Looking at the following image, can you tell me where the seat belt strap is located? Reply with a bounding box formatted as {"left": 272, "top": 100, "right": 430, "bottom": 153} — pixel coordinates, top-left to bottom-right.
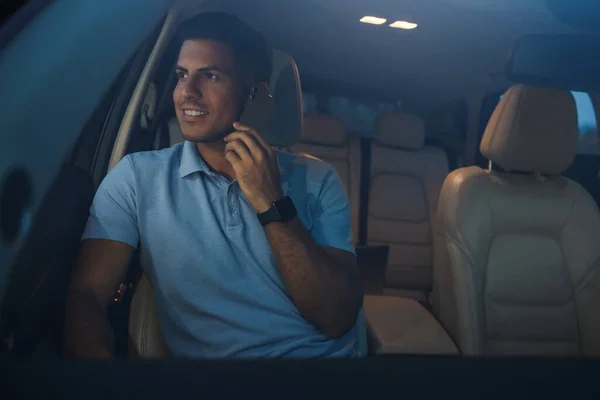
{"left": 358, "top": 138, "right": 372, "bottom": 246}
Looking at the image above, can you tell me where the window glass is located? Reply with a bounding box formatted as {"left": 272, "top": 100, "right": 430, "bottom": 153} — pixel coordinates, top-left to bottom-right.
{"left": 302, "top": 92, "right": 397, "bottom": 137}
{"left": 571, "top": 91, "right": 599, "bottom": 155}
{"left": 498, "top": 91, "right": 598, "bottom": 154}
{"left": 328, "top": 96, "right": 395, "bottom": 136}
{"left": 302, "top": 92, "right": 318, "bottom": 115}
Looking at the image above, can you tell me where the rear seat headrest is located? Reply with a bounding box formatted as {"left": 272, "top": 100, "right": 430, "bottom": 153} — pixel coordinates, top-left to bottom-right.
{"left": 480, "top": 84, "right": 578, "bottom": 175}
{"left": 301, "top": 114, "right": 347, "bottom": 146}
{"left": 376, "top": 111, "right": 425, "bottom": 150}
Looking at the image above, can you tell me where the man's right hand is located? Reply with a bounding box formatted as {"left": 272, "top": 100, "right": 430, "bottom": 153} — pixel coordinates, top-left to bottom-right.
{"left": 63, "top": 239, "right": 134, "bottom": 359}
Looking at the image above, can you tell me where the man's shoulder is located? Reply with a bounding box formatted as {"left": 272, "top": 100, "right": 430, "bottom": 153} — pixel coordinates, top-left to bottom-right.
{"left": 126, "top": 143, "right": 183, "bottom": 167}
{"left": 276, "top": 150, "right": 337, "bottom": 183}
{"left": 124, "top": 143, "right": 184, "bottom": 176}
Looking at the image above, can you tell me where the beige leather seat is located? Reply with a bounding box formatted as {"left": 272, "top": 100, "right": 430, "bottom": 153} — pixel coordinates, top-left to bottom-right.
{"left": 369, "top": 111, "right": 448, "bottom": 301}
{"left": 433, "top": 84, "right": 600, "bottom": 356}
{"left": 291, "top": 114, "right": 361, "bottom": 243}
{"left": 128, "top": 274, "right": 169, "bottom": 359}
{"left": 129, "top": 50, "right": 369, "bottom": 359}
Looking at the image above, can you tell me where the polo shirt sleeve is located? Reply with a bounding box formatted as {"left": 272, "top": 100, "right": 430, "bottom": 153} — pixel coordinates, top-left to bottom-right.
{"left": 309, "top": 167, "right": 355, "bottom": 255}
{"left": 81, "top": 155, "right": 139, "bottom": 248}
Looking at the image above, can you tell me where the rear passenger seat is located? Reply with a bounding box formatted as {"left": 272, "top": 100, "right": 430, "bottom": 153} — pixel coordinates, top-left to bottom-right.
{"left": 368, "top": 110, "right": 448, "bottom": 302}
{"left": 291, "top": 114, "right": 361, "bottom": 243}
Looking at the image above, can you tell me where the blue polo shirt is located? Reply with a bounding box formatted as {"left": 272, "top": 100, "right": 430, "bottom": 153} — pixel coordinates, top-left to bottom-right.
{"left": 82, "top": 140, "right": 357, "bottom": 358}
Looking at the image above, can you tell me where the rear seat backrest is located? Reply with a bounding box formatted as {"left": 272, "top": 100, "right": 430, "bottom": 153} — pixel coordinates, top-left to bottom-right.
{"left": 369, "top": 111, "right": 448, "bottom": 301}
{"left": 291, "top": 114, "right": 361, "bottom": 243}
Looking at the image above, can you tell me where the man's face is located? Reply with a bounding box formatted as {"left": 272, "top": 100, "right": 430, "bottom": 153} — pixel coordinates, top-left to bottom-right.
{"left": 173, "top": 39, "right": 246, "bottom": 143}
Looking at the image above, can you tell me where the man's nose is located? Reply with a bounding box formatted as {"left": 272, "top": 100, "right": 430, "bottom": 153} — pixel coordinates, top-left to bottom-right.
{"left": 181, "top": 77, "right": 203, "bottom": 98}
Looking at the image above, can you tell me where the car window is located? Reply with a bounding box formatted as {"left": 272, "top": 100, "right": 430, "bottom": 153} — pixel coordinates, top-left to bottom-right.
{"left": 498, "top": 91, "right": 598, "bottom": 155}
{"left": 571, "top": 92, "right": 599, "bottom": 154}
{"left": 0, "top": 0, "right": 169, "bottom": 333}
{"left": 0, "top": 0, "right": 27, "bottom": 25}
{"left": 303, "top": 92, "right": 397, "bottom": 137}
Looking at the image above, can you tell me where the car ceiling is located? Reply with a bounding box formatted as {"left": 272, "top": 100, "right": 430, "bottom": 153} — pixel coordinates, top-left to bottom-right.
{"left": 175, "top": 0, "right": 580, "bottom": 108}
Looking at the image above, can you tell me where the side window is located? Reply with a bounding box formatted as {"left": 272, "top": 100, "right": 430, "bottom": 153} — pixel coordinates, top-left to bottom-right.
{"left": 571, "top": 91, "right": 599, "bottom": 155}
{"left": 302, "top": 92, "right": 397, "bottom": 137}
{"left": 497, "top": 91, "right": 599, "bottom": 155}
{"left": 302, "top": 92, "right": 318, "bottom": 114}
{"left": 0, "top": 1, "right": 43, "bottom": 51}
{"left": 328, "top": 97, "right": 395, "bottom": 137}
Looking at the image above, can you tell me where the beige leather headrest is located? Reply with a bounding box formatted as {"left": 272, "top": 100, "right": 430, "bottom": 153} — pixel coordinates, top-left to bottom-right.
{"left": 480, "top": 85, "right": 578, "bottom": 175}
{"left": 376, "top": 111, "right": 425, "bottom": 150}
{"left": 301, "top": 114, "right": 347, "bottom": 146}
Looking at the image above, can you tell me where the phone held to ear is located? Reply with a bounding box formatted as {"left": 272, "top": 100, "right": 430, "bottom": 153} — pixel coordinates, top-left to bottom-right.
{"left": 238, "top": 83, "right": 274, "bottom": 143}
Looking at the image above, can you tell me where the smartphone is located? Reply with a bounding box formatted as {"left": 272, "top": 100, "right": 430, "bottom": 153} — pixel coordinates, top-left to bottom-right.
{"left": 238, "top": 83, "right": 274, "bottom": 143}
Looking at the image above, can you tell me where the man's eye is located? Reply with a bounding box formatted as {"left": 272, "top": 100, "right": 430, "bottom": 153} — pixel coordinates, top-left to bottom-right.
{"left": 176, "top": 70, "right": 186, "bottom": 80}
{"left": 206, "top": 72, "right": 219, "bottom": 81}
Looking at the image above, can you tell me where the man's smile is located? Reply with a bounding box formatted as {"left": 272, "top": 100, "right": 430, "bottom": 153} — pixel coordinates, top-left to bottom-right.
{"left": 181, "top": 108, "right": 209, "bottom": 122}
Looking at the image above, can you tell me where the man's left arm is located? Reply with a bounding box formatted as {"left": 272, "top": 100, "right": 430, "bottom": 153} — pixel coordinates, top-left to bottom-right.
{"left": 224, "top": 123, "right": 363, "bottom": 339}
{"left": 262, "top": 175, "right": 363, "bottom": 339}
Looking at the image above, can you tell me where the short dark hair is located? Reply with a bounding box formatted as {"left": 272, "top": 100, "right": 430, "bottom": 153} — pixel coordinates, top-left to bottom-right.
{"left": 176, "top": 12, "right": 272, "bottom": 84}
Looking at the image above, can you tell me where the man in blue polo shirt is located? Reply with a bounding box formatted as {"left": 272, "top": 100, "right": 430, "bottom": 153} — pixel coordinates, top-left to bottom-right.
{"left": 64, "top": 12, "right": 362, "bottom": 359}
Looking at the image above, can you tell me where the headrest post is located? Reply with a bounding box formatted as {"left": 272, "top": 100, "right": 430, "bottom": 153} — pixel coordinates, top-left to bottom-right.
{"left": 534, "top": 172, "right": 546, "bottom": 182}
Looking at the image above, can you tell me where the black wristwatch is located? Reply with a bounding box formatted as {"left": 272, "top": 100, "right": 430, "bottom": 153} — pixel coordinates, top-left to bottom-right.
{"left": 257, "top": 196, "right": 297, "bottom": 226}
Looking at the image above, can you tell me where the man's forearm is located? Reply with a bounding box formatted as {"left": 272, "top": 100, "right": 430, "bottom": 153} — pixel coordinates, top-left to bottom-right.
{"left": 264, "top": 217, "right": 362, "bottom": 339}
{"left": 63, "top": 288, "right": 113, "bottom": 359}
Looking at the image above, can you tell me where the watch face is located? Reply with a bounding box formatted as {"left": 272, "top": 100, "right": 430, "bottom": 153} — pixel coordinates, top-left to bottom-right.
{"left": 271, "top": 205, "right": 282, "bottom": 221}
{"left": 274, "top": 196, "right": 296, "bottom": 221}
{"left": 258, "top": 196, "right": 297, "bottom": 226}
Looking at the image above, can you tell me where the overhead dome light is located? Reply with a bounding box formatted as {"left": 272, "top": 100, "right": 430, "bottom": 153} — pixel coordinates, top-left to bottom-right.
{"left": 389, "top": 20, "right": 418, "bottom": 29}
{"left": 360, "top": 16, "right": 387, "bottom": 25}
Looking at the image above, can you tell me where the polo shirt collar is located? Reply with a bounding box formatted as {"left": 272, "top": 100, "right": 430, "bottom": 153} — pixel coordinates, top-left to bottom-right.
{"left": 179, "top": 140, "right": 211, "bottom": 178}
{"left": 179, "top": 140, "right": 289, "bottom": 181}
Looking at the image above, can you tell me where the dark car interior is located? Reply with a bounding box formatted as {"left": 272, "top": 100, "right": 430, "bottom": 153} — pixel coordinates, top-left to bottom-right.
{"left": 1, "top": 0, "right": 600, "bottom": 397}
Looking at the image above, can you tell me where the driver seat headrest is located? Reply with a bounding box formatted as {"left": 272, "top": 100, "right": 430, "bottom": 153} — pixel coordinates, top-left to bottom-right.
{"left": 266, "top": 49, "right": 303, "bottom": 148}
{"left": 480, "top": 84, "right": 579, "bottom": 175}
